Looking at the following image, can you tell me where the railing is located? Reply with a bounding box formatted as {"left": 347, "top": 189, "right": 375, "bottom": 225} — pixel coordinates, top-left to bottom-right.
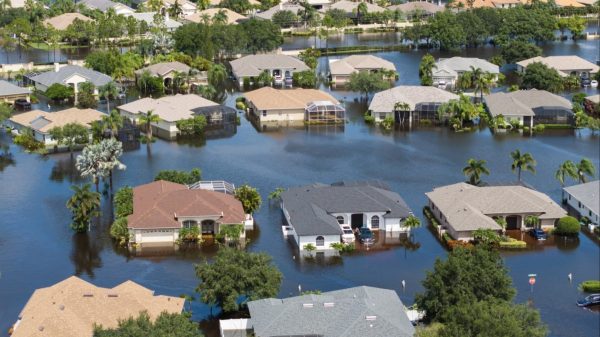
{"left": 188, "top": 180, "right": 235, "bottom": 195}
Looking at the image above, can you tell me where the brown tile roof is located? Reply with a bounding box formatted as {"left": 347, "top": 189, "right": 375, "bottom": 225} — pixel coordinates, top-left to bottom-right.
{"left": 43, "top": 13, "right": 93, "bottom": 30}
{"left": 244, "top": 87, "right": 339, "bottom": 111}
{"left": 127, "top": 180, "right": 246, "bottom": 229}
{"left": 9, "top": 108, "right": 104, "bottom": 133}
{"left": 12, "top": 276, "right": 184, "bottom": 337}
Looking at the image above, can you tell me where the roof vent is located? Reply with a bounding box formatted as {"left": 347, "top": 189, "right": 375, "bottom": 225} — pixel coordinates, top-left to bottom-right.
{"left": 38, "top": 326, "right": 44, "bottom": 331}
{"left": 302, "top": 303, "right": 314, "bottom": 308}
{"left": 366, "top": 315, "right": 377, "bottom": 321}
{"left": 107, "top": 294, "right": 118, "bottom": 298}
{"left": 324, "top": 302, "right": 335, "bottom": 307}
{"left": 83, "top": 293, "right": 94, "bottom": 297}
{"left": 58, "top": 304, "right": 65, "bottom": 311}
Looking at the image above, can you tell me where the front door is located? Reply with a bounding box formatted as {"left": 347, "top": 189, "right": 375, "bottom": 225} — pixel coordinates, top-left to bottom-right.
{"left": 506, "top": 215, "right": 519, "bottom": 230}
{"left": 201, "top": 220, "right": 215, "bottom": 234}
{"left": 351, "top": 213, "right": 364, "bottom": 230}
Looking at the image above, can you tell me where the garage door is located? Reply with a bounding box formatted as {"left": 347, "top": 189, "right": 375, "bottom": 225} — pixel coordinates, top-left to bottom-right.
{"left": 141, "top": 230, "right": 174, "bottom": 243}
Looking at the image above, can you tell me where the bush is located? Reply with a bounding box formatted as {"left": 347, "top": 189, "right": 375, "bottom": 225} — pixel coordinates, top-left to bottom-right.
{"left": 235, "top": 101, "right": 246, "bottom": 110}
{"left": 499, "top": 238, "right": 527, "bottom": 249}
{"left": 533, "top": 124, "right": 545, "bottom": 133}
{"left": 45, "top": 83, "right": 74, "bottom": 101}
{"left": 447, "top": 240, "right": 474, "bottom": 250}
{"left": 179, "top": 225, "right": 200, "bottom": 242}
{"left": 423, "top": 206, "right": 440, "bottom": 228}
{"left": 380, "top": 115, "right": 394, "bottom": 130}
{"left": 13, "top": 129, "right": 44, "bottom": 152}
{"left": 330, "top": 242, "right": 355, "bottom": 253}
{"left": 555, "top": 216, "right": 580, "bottom": 236}
{"left": 154, "top": 168, "right": 202, "bottom": 185}
{"left": 216, "top": 224, "right": 244, "bottom": 241}
{"left": 176, "top": 115, "right": 207, "bottom": 137}
{"left": 110, "top": 217, "right": 129, "bottom": 246}
{"left": 364, "top": 112, "right": 375, "bottom": 124}
{"left": 292, "top": 70, "right": 317, "bottom": 88}
{"left": 579, "top": 280, "right": 600, "bottom": 293}
{"left": 114, "top": 186, "right": 133, "bottom": 218}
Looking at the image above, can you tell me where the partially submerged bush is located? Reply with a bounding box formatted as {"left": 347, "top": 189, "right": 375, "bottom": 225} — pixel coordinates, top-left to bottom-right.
{"left": 555, "top": 216, "right": 580, "bottom": 236}
{"left": 579, "top": 280, "right": 600, "bottom": 292}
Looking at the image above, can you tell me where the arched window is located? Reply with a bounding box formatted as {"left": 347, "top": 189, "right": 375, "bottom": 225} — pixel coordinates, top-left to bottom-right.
{"left": 336, "top": 216, "right": 344, "bottom": 224}
{"left": 316, "top": 236, "right": 325, "bottom": 247}
{"left": 182, "top": 220, "right": 198, "bottom": 229}
{"left": 371, "top": 216, "right": 380, "bottom": 229}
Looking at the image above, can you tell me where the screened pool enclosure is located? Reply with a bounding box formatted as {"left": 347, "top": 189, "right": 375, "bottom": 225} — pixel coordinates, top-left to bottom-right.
{"left": 305, "top": 101, "right": 345, "bottom": 124}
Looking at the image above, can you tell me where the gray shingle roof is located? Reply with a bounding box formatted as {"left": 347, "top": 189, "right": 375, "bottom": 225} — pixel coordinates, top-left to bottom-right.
{"left": 0, "top": 80, "right": 30, "bottom": 97}
{"left": 81, "top": 0, "right": 132, "bottom": 12}
{"left": 436, "top": 57, "right": 499, "bottom": 74}
{"left": 563, "top": 180, "right": 599, "bottom": 216}
{"left": 484, "top": 89, "right": 573, "bottom": 117}
{"left": 230, "top": 54, "right": 309, "bottom": 78}
{"left": 135, "top": 62, "right": 191, "bottom": 77}
{"left": 255, "top": 3, "right": 305, "bottom": 20}
{"left": 248, "top": 286, "right": 415, "bottom": 337}
{"left": 281, "top": 181, "right": 412, "bottom": 236}
{"left": 388, "top": 2, "right": 444, "bottom": 14}
{"left": 29, "top": 65, "right": 112, "bottom": 88}
{"left": 368, "top": 86, "right": 458, "bottom": 113}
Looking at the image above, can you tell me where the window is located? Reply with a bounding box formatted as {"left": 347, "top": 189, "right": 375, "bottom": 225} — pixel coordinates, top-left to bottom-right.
{"left": 262, "top": 110, "right": 267, "bottom": 117}
{"left": 336, "top": 216, "right": 344, "bottom": 224}
{"left": 371, "top": 216, "right": 380, "bottom": 229}
{"left": 316, "top": 236, "right": 325, "bottom": 246}
{"left": 182, "top": 220, "right": 197, "bottom": 229}
{"left": 379, "top": 113, "right": 386, "bottom": 120}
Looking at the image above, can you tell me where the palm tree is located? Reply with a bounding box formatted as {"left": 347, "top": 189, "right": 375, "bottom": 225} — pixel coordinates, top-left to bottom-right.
{"left": 99, "top": 81, "right": 119, "bottom": 114}
{"left": 495, "top": 216, "right": 507, "bottom": 234}
{"left": 98, "top": 138, "right": 126, "bottom": 194}
{"left": 208, "top": 64, "right": 227, "bottom": 88}
{"left": 525, "top": 215, "right": 540, "bottom": 229}
{"left": 474, "top": 71, "right": 494, "bottom": 101}
{"left": 213, "top": 9, "right": 229, "bottom": 25}
{"left": 575, "top": 158, "right": 596, "bottom": 183}
{"left": 168, "top": 0, "right": 183, "bottom": 18}
{"left": 76, "top": 143, "right": 107, "bottom": 192}
{"left": 148, "top": 0, "right": 164, "bottom": 12}
{"left": 463, "top": 158, "right": 490, "bottom": 186}
{"left": 555, "top": 160, "right": 578, "bottom": 186}
{"left": 66, "top": 184, "right": 101, "bottom": 233}
{"left": 404, "top": 215, "right": 421, "bottom": 232}
{"left": 394, "top": 102, "right": 410, "bottom": 125}
{"left": 356, "top": 2, "right": 368, "bottom": 24}
{"left": 510, "top": 150, "right": 536, "bottom": 182}
{"left": 138, "top": 110, "right": 160, "bottom": 141}
{"left": 419, "top": 54, "right": 436, "bottom": 86}
{"left": 102, "top": 109, "right": 124, "bottom": 139}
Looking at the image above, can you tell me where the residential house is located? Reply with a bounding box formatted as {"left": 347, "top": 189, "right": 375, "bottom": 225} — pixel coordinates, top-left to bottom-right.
{"left": 516, "top": 55, "right": 599, "bottom": 79}
{"left": 387, "top": 2, "right": 443, "bottom": 18}
{"left": 134, "top": 61, "right": 193, "bottom": 88}
{"left": 209, "top": 0, "right": 260, "bottom": 13}
{"left": 141, "top": 0, "right": 198, "bottom": 17}
{"left": 563, "top": 180, "right": 599, "bottom": 226}
{"left": 432, "top": 57, "right": 500, "bottom": 89}
{"left": 255, "top": 3, "right": 305, "bottom": 21}
{"left": 324, "top": 0, "right": 385, "bottom": 18}
{"left": 124, "top": 12, "right": 183, "bottom": 31}
{"left": 127, "top": 180, "right": 253, "bottom": 245}
{"left": 451, "top": 0, "right": 585, "bottom": 8}
{"left": 7, "top": 0, "right": 26, "bottom": 8}
{"left": 220, "top": 286, "right": 415, "bottom": 337}
{"left": 117, "top": 94, "right": 227, "bottom": 139}
{"left": 584, "top": 94, "right": 599, "bottom": 117}
{"left": 484, "top": 89, "right": 574, "bottom": 127}
{"left": 27, "top": 64, "right": 112, "bottom": 97}
{"left": 329, "top": 55, "right": 396, "bottom": 85}
{"left": 80, "top": 0, "right": 135, "bottom": 14}
{"left": 42, "top": 13, "right": 93, "bottom": 31}
{"left": 280, "top": 181, "right": 412, "bottom": 251}
{"left": 11, "top": 276, "right": 184, "bottom": 337}
{"left": 368, "top": 85, "right": 458, "bottom": 125}
{"left": 185, "top": 8, "right": 247, "bottom": 24}
{"left": 7, "top": 108, "right": 104, "bottom": 145}
{"left": 244, "top": 87, "right": 345, "bottom": 126}
{"left": 426, "top": 182, "right": 567, "bottom": 241}
{"left": 229, "top": 54, "right": 310, "bottom": 88}
{"left": 0, "top": 80, "right": 30, "bottom": 104}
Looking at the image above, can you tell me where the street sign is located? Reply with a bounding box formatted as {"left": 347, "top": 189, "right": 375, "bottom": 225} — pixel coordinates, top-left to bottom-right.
{"left": 529, "top": 277, "right": 536, "bottom": 285}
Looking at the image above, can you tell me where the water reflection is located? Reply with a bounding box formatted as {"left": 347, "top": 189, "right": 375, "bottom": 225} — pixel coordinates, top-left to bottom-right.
{"left": 0, "top": 143, "right": 15, "bottom": 172}
{"left": 49, "top": 155, "right": 85, "bottom": 184}
{"left": 70, "top": 232, "right": 103, "bottom": 278}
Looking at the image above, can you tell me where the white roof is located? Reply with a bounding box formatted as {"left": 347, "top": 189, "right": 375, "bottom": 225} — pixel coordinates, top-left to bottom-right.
{"left": 326, "top": 0, "right": 385, "bottom": 13}
{"left": 255, "top": 3, "right": 305, "bottom": 20}
{"left": 230, "top": 54, "right": 309, "bottom": 78}
{"left": 329, "top": 55, "right": 396, "bottom": 76}
{"left": 563, "top": 180, "right": 599, "bottom": 216}
{"left": 117, "top": 94, "right": 218, "bottom": 122}
{"left": 436, "top": 57, "right": 499, "bottom": 74}
{"left": 484, "top": 89, "right": 572, "bottom": 117}
{"left": 426, "top": 182, "right": 567, "bottom": 232}
{"left": 368, "top": 86, "right": 458, "bottom": 112}
{"left": 517, "top": 56, "right": 600, "bottom": 76}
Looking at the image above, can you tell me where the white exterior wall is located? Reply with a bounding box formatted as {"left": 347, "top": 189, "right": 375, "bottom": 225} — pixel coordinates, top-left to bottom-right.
{"left": 373, "top": 110, "right": 393, "bottom": 123}
{"left": 118, "top": 109, "right": 179, "bottom": 139}
{"left": 131, "top": 228, "right": 179, "bottom": 244}
{"left": 297, "top": 234, "right": 341, "bottom": 251}
{"left": 564, "top": 192, "right": 599, "bottom": 225}
{"left": 253, "top": 106, "right": 305, "bottom": 123}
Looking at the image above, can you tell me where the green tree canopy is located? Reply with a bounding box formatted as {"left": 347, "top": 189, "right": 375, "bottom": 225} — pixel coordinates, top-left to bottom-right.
{"left": 419, "top": 53, "right": 436, "bottom": 86}
{"left": 347, "top": 71, "right": 391, "bottom": 99}
{"left": 93, "top": 311, "right": 203, "bottom": 337}
{"left": 522, "top": 62, "right": 563, "bottom": 93}
{"left": 234, "top": 184, "right": 262, "bottom": 214}
{"left": 48, "top": 122, "right": 89, "bottom": 155}
{"left": 66, "top": 184, "right": 101, "bottom": 233}
{"left": 272, "top": 10, "right": 298, "bottom": 28}
{"left": 195, "top": 248, "right": 282, "bottom": 313}
{"left": 415, "top": 246, "right": 515, "bottom": 322}
{"left": 499, "top": 41, "right": 541, "bottom": 64}
{"left": 154, "top": 168, "right": 202, "bottom": 185}
{"left": 77, "top": 81, "right": 97, "bottom": 109}
{"left": 45, "top": 83, "right": 74, "bottom": 101}
{"left": 239, "top": 19, "right": 283, "bottom": 54}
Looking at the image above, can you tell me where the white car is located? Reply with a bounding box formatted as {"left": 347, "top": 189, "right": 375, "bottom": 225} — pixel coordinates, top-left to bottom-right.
{"left": 591, "top": 80, "right": 598, "bottom": 88}
{"left": 340, "top": 225, "right": 355, "bottom": 243}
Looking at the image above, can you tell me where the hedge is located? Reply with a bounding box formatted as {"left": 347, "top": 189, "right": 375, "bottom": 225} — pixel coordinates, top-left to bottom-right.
{"left": 499, "top": 238, "right": 527, "bottom": 249}
{"left": 554, "top": 216, "right": 580, "bottom": 236}
{"left": 579, "top": 280, "right": 600, "bottom": 293}
{"left": 423, "top": 206, "right": 440, "bottom": 228}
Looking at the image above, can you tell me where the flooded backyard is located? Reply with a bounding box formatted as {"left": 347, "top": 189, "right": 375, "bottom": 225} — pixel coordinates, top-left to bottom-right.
{"left": 0, "top": 32, "right": 599, "bottom": 337}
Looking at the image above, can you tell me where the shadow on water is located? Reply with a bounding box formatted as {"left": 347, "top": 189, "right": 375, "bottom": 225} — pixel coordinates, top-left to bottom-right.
{"left": 70, "top": 232, "right": 103, "bottom": 278}
{"left": 49, "top": 155, "right": 86, "bottom": 184}
{"left": 0, "top": 144, "right": 15, "bottom": 172}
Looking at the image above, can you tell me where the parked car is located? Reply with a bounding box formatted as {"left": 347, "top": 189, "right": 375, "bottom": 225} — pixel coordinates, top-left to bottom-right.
{"left": 529, "top": 228, "right": 548, "bottom": 240}
{"left": 591, "top": 80, "right": 598, "bottom": 88}
{"left": 13, "top": 99, "right": 31, "bottom": 110}
{"left": 358, "top": 227, "right": 374, "bottom": 244}
{"left": 577, "top": 294, "right": 600, "bottom": 307}
{"left": 581, "top": 78, "right": 591, "bottom": 87}
{"left": 340, "top": 225, "right": 355, "bottom": 243}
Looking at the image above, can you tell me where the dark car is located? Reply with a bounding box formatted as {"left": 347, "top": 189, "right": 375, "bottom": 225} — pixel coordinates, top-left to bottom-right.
{"left": 529, "top": 228, "right": 547, "bottom": 240}
{"left": 358, "top": 227, "right": 374, "bottom": 244}
{"left": 14, "top": 99, "right": 31, "bottom": 110}
{"left": 577, "top": 294, "right": 600, "bottom": 307}
{"left": 581, "top": 78, "right": 591, "bottom": 87}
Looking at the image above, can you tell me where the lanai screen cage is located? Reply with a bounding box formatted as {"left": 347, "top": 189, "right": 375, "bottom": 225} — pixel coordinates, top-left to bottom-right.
{"left": 192, "top": 105, "right": 238, "bottom": 128}
{"left": 305, "top": 100, "right": 345, "bottom": 123}
{"left": 532, "top": 106, "right": 574, "bottom": 125}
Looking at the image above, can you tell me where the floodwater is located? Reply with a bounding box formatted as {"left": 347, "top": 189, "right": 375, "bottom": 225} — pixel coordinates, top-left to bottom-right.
{"left": 0, "top": 33, "right": 599, "bottom": 337}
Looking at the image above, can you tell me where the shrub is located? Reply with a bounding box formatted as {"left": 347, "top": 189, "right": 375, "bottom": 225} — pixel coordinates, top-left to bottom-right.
{"left": 110, "top": 217, "right": 129, "bottom": 246}
{"left": 154, "top": 168, "right": 201, "bottom": 185}
{"left": 303, "top": 243, "right": 316, "bottom": 252}
{"left": 114, "top": 186, "right": 133, "bottom": 218}
{"left": 235, "top": 101, "right": 246, "bottom": 110}
{"left": 13, "top": 129, "right": 44, "bottom": 152}
{"left": 499, "top": 238, "right": 527, "bottom": 249}
{"left": 364, "top": 112, "right": 375, "bottom": 124}
{"left": 380, "top": 115, "right": 394, "bottom": 130}
{"left": 423, "top": 206, "right": 440, "bottom": 228}
{"left": 45, "top": 83, "right": 73, "bottom": 101}
{"left": 330, "top": 242, "right": 355, "bottom": 253}
{"left": 523, "top": 126, "right": 530, "bottom": 133}
{"left": 447, "top": 240, "right": 474, "bottom": 250}
{"left": 533, "top": 124, "right": 545, "bottom": 133}
{"left": 176, "top": 115, "right": 207, "bottom": 137}
{"left": 554, "top": 216, "right": 580, "bottom": 236}
{"left": 216, "top": 224, "right": 244, "bottom": 241}
{"left": 579, "top": 280, "right": 600, "bottom": 292}
{"left": 179, "top": 225, "right": 200, "bottom": 242}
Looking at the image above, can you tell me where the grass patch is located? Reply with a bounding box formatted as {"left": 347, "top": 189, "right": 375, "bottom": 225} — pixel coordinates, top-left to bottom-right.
{"left": 499, "top": 237, "right": 527, "bottom": 249}
{"left": 579, "top": 280, "right": 600, "bottom": 292}
{"left": 28, "top": 42, "right": 80, "bottom": 50}
{"left": 537, "top": 124, "right": 573, "bottom": 129}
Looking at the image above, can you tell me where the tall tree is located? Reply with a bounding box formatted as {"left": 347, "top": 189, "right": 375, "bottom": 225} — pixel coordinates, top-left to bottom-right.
{"left": 138, "top": 110, "right": 161, "bottom": 141}
{"left": 463, "top": 158, "right": 490, "bottom": 186}
{"left": 93, "top": 311, "right": 204, "bottom": 337}
{"left": 66, "top": 184, "right": 101, "bottom": 233}
{"left": 76, "top": 142, "right": 107, "bottom": 192}
{"left": 555, "top": 160, "right": 578, "bottom": 186}
{"left": 195, "top": 248, "right": 282, "bottom": 313}
{"left": 510, "top": 149, "right": 536, "bottom": 182}
{"left": 234, "top": 184, "right": 262, "bottom": 214}
{"left": 347, "top": 71, "right": 391, "bottom": 99}
{"left": 48, "top": 123, "right": 90, "bottom": 157}
{"left": 102, "top": 109, "right": 124, "bottom": 139}
{"left": 419, "top": 53, "right": 436, "bottom": 86}
{"left": 575, "top": 158, "right": 596, "bottom": 183}
{"left": 98, "top": 138, "right": 126, "bottom": 194}
{"left": 99, "top": 82, "right": 119, "bottom": 114}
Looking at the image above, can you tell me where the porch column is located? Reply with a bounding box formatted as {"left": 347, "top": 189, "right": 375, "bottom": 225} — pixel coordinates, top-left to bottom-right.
{"left": 408, "top": 110, "right": 413, "bottom": 129}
